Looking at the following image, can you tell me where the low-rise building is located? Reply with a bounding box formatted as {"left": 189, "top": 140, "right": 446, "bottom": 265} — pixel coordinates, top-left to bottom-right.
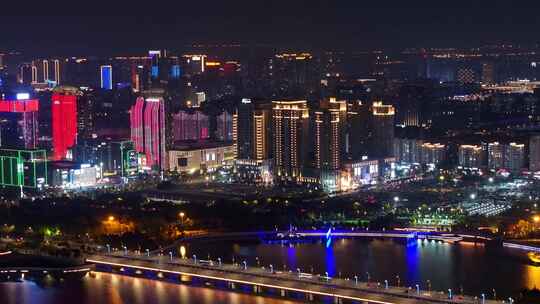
{"left": 168, "top": 141, "right": 236, "bottom": 173}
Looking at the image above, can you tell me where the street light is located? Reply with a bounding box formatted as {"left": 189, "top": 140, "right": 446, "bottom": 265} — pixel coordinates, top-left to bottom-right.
{"left": 470, "top": 193, "right": 476, "bottom": 200}
{"left": 242, "top": 260, "right": 247, "bottom": 270}
{"left": 123, "top": 246, "right": 127, "bottom": 255}
{"left": 179, "top": 212, "right": 185, "bottom": 225}
{"left": 533, "top": 215, "right": 540, "bottom": 223}
{"left": 180, "top": 246, "right": 186, "bottom": 259}
{"left": 354, "top": 275, "right": 358, "bottom": 285}
{"left": 169, "top": 251, "right": 173, "bottom": 261}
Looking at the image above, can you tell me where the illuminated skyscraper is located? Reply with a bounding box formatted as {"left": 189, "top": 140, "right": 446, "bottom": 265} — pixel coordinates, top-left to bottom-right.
{"left": 53, "top": 59, "right": 61, "bottom": 85}
{"left": 372, "top": 101, "right": 395, "bottom": 158}
{"left": 172, "top": 110, "right": 210, "bottom": 141}
{"left": 313, "top": 98, "right": 347, "bottom": 192}
{"left": 530, "top": 135, "right": 540, "bottom": 172}
{"left": 0, "top": 94, "right": 39, "bottom": 149}
{"left": 215, "top": 111, "right": 234, "bottom": 142}
{"left": 313, "top": 98, "right": 347, "bottom": 170}
{"left": 31, "top": 64, "right": 38, "bottom": 84}
{"left": 272, "top": 100, "right": 309, "bottom": 178}
{"left": 420, "top": 143, "right": 446, "bottom": 166}
{"left": 130, "top": 94, "right": 167, "bottom": 170}
{"left": 504, "top": 142, "right": 525, "bottom": 172}
{"left": 100, "top": 65, "right": 113, "bottom": 90}
{"left": 487, "top": 142, "right": 504, "bottom": 170}
{"left": 42, "top": 59, "right": 49, "bottom": 82}
{"left": 458, "top": 145, "right": 484, "bottom": 169}
{"left": 235, "top": 99, "right": 272, "bottom": 161}
{"left": 0, "top": 149, "right": 47, "bottom": 189}
{"left": 52, "top": 86, "right": 79, "bottom": 160}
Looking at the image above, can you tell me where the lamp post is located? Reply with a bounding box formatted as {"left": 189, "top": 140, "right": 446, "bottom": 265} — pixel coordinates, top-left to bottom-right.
{"left": 123, "top": 246, "right": 127, "bottom": 256}
{"left": 217, "top": 258, "right": 222, "bottom": 266}
{"left": 269, "top": 264, "right": 273, "bottom": 273}
{"left": 179, "top": 212, "right": 185, "bottom": 226}
{"left": 169, "top": 251, "right": 173, "bottom": 261}
{"left": 384, "top": 280, "right": 388, "bottom": 289}
{"left": 145, "top": 249, "right": 150, "bottom": 257}
{"left": 366, "top": 272, "right": 371, "bottom": 284}
{"left": 448, "top": 289, "right": 452, "bottom": 300}
{"left": 193, "top": 254, "right": 197, "bottom": 264}
{"left": 416, "top": 284, "right": 420, "bottom": 295}
{"left": 106, "top": 244, "right": 110, "bottom": 254}
{"left": 243, "top": 260, "right": 247, "bottom": 270}
{"left": 396, "top": 275, "right": 400, "bottom": 287}
{"left": 354, "top": 275, "right": 358, "bottom": 285}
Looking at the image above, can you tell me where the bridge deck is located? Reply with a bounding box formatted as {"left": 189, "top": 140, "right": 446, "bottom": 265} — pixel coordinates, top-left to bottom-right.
{"left": 87, "top": 254, "right": 496, "bottom": 304}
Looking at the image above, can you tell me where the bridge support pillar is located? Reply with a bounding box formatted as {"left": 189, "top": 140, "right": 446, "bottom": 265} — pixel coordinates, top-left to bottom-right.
{"left": 306, "top": 293, "right": 314, "bottom": 301}
{"left": 280, "top": 289, "right": 286, "bottom": 297}
{"left": 334, "top": 296, "right": 342, "bottom": 304}
{"left": 253, "top": 285, "right": 261, "bottom": 293}
{"left": 229, "top": 282, "right": 235, "bottom": 289}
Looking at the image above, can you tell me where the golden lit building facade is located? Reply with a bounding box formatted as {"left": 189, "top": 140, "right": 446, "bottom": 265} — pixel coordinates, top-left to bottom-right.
{"left": 272, "top": 100, "right": 310, "bottom": 179}
{"left": 372, "top": 101, "right": 395, "bottom": 158}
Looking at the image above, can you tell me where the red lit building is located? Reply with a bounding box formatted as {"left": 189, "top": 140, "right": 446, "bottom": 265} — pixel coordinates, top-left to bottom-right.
{"left": 130, "top": 96, "right": 167, "bottom": 170}
{"left": 0, "top": 97, "right": 39, "bottom": 149}
{"left": 52, "top": 87, "right": 78, "bottom": 160}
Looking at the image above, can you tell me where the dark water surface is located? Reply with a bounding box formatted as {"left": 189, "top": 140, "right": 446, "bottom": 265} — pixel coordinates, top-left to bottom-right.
{"left": 1, "top": 238, "right": 539, "bottom": 303}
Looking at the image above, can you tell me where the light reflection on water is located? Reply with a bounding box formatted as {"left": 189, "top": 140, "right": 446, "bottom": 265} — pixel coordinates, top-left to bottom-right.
{"left": 0, "top": 272, "right": 301, "bottom": 304}
{"left": 185, "top": 237, "right": 540, "bottom": 298}
{"left": 2, "top": 238, "right": 540, "bottom": 302}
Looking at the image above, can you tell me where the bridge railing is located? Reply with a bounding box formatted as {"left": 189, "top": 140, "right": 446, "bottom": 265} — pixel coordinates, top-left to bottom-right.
{"left": 89, "top": 252, "right": 499, "bottom": 304}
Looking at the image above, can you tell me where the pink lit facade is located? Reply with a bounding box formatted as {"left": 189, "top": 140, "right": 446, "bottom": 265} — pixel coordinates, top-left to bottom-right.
{"left": 172, "top": 110, "right": 209, "bottom": 141}
{"left": 130, "top": 97, "right": 167, "bottom": 170}
{"left": 0, "top": 98, "right": 39, "bottom": 149}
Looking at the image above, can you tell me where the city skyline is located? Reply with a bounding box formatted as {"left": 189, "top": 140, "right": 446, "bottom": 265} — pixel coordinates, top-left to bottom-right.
{"left": 2, "top": 6, "right": 540, "bottom": 304}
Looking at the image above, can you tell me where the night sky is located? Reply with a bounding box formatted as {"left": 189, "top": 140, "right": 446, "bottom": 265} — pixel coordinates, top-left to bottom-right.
{"left": 2, "top": 1, "right": 540, "bottom": 56}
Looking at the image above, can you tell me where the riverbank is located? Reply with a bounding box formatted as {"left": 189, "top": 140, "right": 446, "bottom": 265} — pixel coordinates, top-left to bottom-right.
{"left": 0, "top": 251, "right": 94, "bottom": 282}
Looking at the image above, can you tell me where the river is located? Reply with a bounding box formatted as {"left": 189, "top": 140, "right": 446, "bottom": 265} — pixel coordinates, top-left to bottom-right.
{"left": 1, "top": 237, "right": 539, "bottom": 303}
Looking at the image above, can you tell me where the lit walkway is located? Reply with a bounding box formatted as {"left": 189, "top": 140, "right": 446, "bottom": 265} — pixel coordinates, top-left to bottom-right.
{"left": 87, "top": 253, "right": 498, "bottom": 304}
